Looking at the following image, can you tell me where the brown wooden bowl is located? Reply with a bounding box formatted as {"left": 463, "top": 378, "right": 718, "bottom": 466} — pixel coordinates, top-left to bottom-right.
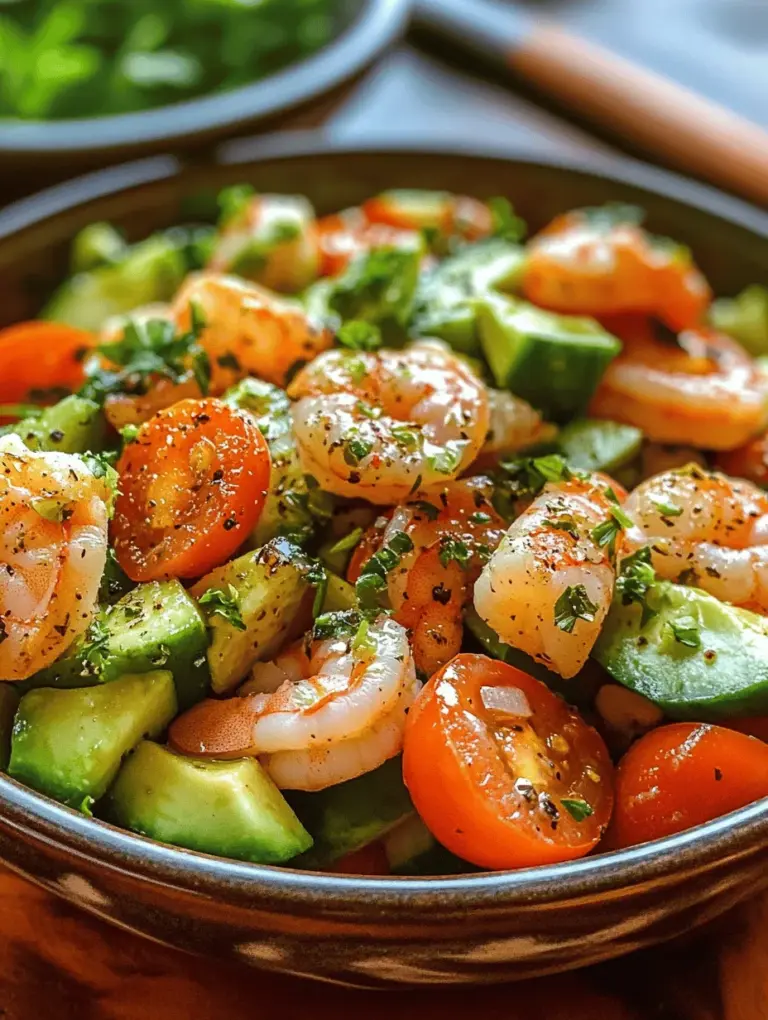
{"left": 1, "top": 138, "right": 768, "bottom": 988}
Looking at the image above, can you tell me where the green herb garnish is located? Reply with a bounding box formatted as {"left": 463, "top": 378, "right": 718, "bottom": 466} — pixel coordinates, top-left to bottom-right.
{"left": 198, "top": 585, "right": 246, "bottom": 631}
{"left": 554, "top": 584, "right": 598, "bottom": 633}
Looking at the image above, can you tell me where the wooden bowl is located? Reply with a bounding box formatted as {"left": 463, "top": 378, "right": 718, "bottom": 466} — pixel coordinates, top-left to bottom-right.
{"left": 1, "top": 138, "right": 768, "bottom": 988}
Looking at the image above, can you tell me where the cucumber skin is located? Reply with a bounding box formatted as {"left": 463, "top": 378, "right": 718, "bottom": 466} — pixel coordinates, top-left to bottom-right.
{"left": 104, "top": 741, "right": 312, "bottom": 865}
{"left": 479, "top": 297, "right": 621, "bottom": 422}
{"left": 595, "top": 581, "right": 768, "bottom": 720}
{"left": 557, "top": 418, "right": 643, "bottom": 474}
{"left": 24, "top": 580, "right": 210, "bottom": 711}
{"left": 1, "top": 397, "right": 107, "bottom": 455}
{"left": 9, "top": 672, "right": 177, "bottom": 809}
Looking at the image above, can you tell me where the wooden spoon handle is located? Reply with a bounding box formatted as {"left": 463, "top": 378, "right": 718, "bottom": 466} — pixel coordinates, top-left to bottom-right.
{"left": 511, "top": 25, "right": 768, "bottom": 208}
{"left": 414, "top": 0, "right": 768, "bottom": 208}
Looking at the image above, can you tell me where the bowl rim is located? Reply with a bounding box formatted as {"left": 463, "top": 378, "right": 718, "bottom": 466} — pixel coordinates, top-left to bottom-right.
{"left": 0, "top": 0, "right": 410, "bottom": 156}
{"left": 1, "top": 135, "right": 768, "bottom": 912}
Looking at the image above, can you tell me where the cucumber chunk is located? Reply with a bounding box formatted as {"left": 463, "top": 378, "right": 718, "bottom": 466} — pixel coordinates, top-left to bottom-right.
{"left": 104, "top": 742, "right": 312, "bottom": 864}
{"left": 289, "top": 757, "right": 414, "bottom": 867}
{"left": 557, "top": 418, "right": 643, "bottom": 474}
{"left": 192, "top": 538, "right": 312, "bottom": 694}
{"left": 28, "top": 580, "right": 209, "bottom": 710}
{"left": 384, "top": 816, "right": 476, "bottom": 876}
{"left": 222, "top": 378, "right": 317, "bottom": 543}
{"left": 0, "top": 686, "right": 19, "bottom": 771}
{"left": 594, "top": 581, "right": 768, "bottom": 720}
{"left": 43, "top": 234, "right": 187, "bottom": 331}
{"left": 1, "top": 396, "right": 107, "bottom": 454}
{"left": 9, "top": 672, "right": 177, "bottom": 809}
{"left": 478, "top": 295, "right": 621, "bottom": 421}
{"left": 410, "top": 238, "right": 525, "bottom": 353}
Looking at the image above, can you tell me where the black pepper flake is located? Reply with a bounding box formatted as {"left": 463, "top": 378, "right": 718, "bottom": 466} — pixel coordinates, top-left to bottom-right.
{"left": 714, "top": 767, "right": 723, "bottom": 781}
{"left": 49, "top": 430, "right": 65, "bottom": 444}
{"left": 223, "top": 517, "right": 237, "bottom": 531}
{"left": 432, "top": 583, "right": 451, "bottom": 605}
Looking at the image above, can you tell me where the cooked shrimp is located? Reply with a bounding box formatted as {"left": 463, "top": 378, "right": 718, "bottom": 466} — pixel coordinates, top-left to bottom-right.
{"left": 348, "top": 476, "right": 507, "bottom": 677}
{"left": 169, "top": 616, "right": 418, "bottom": 791}
{"left": 481, "top": 389, "right": 557, "bottom": 459}
{"left": 717, "top": 431, "right": 768, "bottom": 489}
{"left": 589, "top": 316, "right": 768, "bottom": 450}
{"left": 172, "top": 272, "right": 333, "bottom": 393}
{"left": 208, "top": 194, "right": 319, "bottom": 293}
{"left": 522, "top": 208, "right": 711, "bottom": 330}
{"left": 0, "top": 435, "right": 110, "bottom": 681}
{"left": 623, "top": 465, "right": 768, "bottom": 610}
{"left": 474, "top": 475, "right": 619, "bottom": 678}
{"left": 288, "top": 343, "right": 490, "bottom": 504}
{"left": 315, "top": 207, "right": 421, "bottom": 278}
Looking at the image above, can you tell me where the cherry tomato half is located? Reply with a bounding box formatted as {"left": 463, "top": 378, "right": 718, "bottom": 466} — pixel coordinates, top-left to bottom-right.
{"left": 608, "top": 722, "right": 768, "bottom": 850}
{"left": 717, "top": 432, "right": 768, "bottom": 489}
{"left": 0, "top": 321, "right": 94, "bottom": 415}
{"left": 112, "top": 398, "right": 270, "bottom": 581}
{"left": 403, "top": 654, "right": 614, "bottom": 870}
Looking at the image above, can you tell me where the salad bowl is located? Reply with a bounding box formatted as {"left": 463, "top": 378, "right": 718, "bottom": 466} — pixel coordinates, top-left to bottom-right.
{"left": 0, "top": 138, "right": 768, "bottom": 987}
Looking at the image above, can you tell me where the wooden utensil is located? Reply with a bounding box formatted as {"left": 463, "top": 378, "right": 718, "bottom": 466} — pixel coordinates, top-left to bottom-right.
{"left": 414, "top": 0, "right": 768, "bottom": 208}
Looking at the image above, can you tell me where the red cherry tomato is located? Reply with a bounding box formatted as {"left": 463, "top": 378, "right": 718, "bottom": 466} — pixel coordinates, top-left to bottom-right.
{"left": 112, "top": 398, "right": 270, "bottom": 581}
{"left": 403, "top": 654, "right": 614, "bottom": 870}
{"left": 608, "top": 722, "right": 768, "bottom": 850}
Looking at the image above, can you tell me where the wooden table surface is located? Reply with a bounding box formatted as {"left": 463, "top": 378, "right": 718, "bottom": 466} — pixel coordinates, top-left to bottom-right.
{"left": 2, "top": 29, "right": 768, "bottom": 1020}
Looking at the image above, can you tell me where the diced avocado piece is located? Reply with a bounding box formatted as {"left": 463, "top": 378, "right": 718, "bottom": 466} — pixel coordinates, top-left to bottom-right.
{"left": 9, "top": 672, "right": 177, "bottom": 809}
{"left": 557, "top": 418, "right": 643, "bottom": 474}
{"left": 410, "top": 238, "right": 526, "bottom": 353}
{"left": 43, "top": 234, "right": 187, "bottom": 331}
{"left": 28, "top": 580, "right": 209, "bottom": 710}
{"left": 192, "top": 538, "right": 312, "bottom": 694}
{"left": 594, "top": 581, "right": 768, "bottom": 720}
{"left": 70, "top": 222, "right": 127, "bottom": 273}
{"left": 1, "top": 396, "right": 107, "bottom": 454}
{"left": 0, "top": 686, "right": 19, "bottom": 771}
{"left": 478, "top": 295, "right": 621, "bottom": 421}
{"left": 104, "top": 741, "right": 312, "bottom": 864}
{"left": 710, "top": 284, "right": 768, "bottom": 357}
{"left": 289, "top": 756, "right": 414, "bottom": 867}
{"left": 384, "top": 816, "right": 476, "bottom": 876}
{"left": 222, "top": 378, "right": 321, "bottom": 543}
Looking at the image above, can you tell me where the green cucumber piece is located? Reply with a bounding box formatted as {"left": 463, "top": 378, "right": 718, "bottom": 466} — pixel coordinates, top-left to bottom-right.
{"left": 104, "top": 742, "right": 312, "bottom": 864}
{"left": 9, "top": 672, "right": 177, "bottom": 809}
{"left": 0, "top": 686, "right": 19, "bottom": 771}
{"left": 222, "top": 378, "right": 316, "bottom": 543}
{"left": 70, "top": 222, "right": 127, "bottom": 273}
{"left": 478, "top": 295, "right": 621, "bottom": 421}
{"left": 320, "top": 573, "right": 357, "bottom": 613}
{"left": 289, "top": 757, "right": 414, "bottom": 867}
{"left": 2, "top": 396, "right": 107, "bottom": 454}
{"left": 384, "top": 816, "right": 476, "bottom": 876}
{"left": 557, "top": 418, "right": 643, "bottom": 474}
{"left": 594, "top": 581, "right": 768, "bottom": 720}
{"left": 410, "top": 238, "right": 525, "bottom": 353}
{"left": 43, "top": 233, "right": 187, "bottom": 331}
{"left": 192, "top": 538, "right": 311, "bottom": 694}
{"left": 28, "top": 580, "right": 209, "bottom": 710}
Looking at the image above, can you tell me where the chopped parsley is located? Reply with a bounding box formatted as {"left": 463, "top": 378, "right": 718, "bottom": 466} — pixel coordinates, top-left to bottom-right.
{"left": 198, "top": 585, "right": 246, "bottom": 631}
{"left": 554, "top": 584, "right": 598, "bottom": 633}
{"left": 488, "top": 196, "right": 527, "bottom": 242}
{"left": 561, "top": 798, "right": 594, "bottom": 822}
{"left": 80, "top": 311, "right": 210, "bottom": 404}
{"left": 80, "top": 616, "right": 111, "bottom": 675}
{"left": 591, "top": 504, "right": 633, "bottom": 560}
{"left": 669, "top": 615, "right": 701, "bottom": 649}
{"left": 428, "top": 440, "right": 465, "bottom": 476}
{"left": 355, "top": 529, "right": 414, "bottom": 611}
{"left": 337, "top": 320, "right": 382, "bottom": 352}
{"left": 469, "top": 511, "right": 492, "bottom": 526}
{"left": 327, "top": 527, "right": 364, "bottom": 557}
{"left": 343, "top": 432, "right": 374, "bottom": 467}
{"left": 391, "top": 424, "right": 420, "bottom": 450}
{"left": 313, "top": 609, "right": 360, "bottom": 641}
{"left": 439, "top": 535, "right": 471, "bottom": 570}
{"left": 306, "top": 560, "right": 329, "bottom": 619}
{"left": 543, "top": 515, "right": 579, "bottom": 538}
{"left": 654, "top": 500, "right": 683, "bottom": 518}
{"left": 616, "top": 546, "right": 657, "bottom": 627}
{"left": 410, "top": 500, "right": 439, "bottom": 521}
